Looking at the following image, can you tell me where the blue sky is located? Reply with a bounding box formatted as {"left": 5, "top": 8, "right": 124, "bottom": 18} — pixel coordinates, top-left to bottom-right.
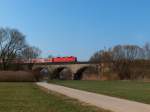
{"left": 0, "top": 0, "right": 150, "bottom": 60}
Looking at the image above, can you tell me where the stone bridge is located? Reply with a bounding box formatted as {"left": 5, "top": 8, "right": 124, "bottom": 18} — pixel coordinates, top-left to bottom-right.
{"left": 32, "top": 62, "right": 102, "bottom": 80}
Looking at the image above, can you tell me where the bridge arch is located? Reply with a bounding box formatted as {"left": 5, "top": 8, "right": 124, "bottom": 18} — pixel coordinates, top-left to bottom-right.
{"left": 32, "top": 67, "right": 49, "bottom": 81}
{"left": 74, "top": 66, "right": 99, "bottom": 80}
{"left": 52, "top": 67, "right": 73, "bottom": 80}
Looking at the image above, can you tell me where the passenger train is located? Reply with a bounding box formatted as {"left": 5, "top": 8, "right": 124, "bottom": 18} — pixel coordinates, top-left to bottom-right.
{"left": 9, "top": 56, "right": 77, "bottom": 63}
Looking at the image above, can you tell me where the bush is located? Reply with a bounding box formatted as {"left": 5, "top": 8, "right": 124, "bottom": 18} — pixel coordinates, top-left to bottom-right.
{"left": 0, "top": 71, "right": 36, "bottom": 82}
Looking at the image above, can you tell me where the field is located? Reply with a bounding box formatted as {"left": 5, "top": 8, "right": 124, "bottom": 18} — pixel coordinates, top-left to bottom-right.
{"left": 50, "top": 80, "right": 150, "bottom": 104}
{"left": 0, "top": 83, "right": 110, "bottom": 112}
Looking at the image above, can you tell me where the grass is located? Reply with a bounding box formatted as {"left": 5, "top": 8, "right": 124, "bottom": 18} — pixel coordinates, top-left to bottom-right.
{"left": 0, "top": 83, "right": 110, "bottom": 112}
{"left": 50, "top": 80, "right": 150, "bottom": 104}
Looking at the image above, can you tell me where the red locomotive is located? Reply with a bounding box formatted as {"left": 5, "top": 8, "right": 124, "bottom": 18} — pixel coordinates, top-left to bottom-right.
{"left": 52, "top": 56, "right": 77, "bottom": 63}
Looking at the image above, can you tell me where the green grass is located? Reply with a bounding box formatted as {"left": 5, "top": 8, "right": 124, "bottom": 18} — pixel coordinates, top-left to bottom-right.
{"left": 50, "top": 80, "right": 150, "bottom": 104}
{"left": 0, "top": 83, "right": 110, "bottom": 112}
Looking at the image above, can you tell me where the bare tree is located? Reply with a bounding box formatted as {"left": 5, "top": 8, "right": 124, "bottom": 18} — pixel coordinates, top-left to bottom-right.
{"left": 90, "top": 44, "right": 145, "bottom": 80}
{"left": 143, "top": 43, "right": 150, "bottom": 60}
{"left": 0, "top": 28, "right": 26, "bottom": 70}
{"left": 90, "top": 50, "right": 103, "bottom": 62}
{"left": 21, "top": 46, "right": 41, "bottom": 61}
{"left": 90, "top": 49, "right": 112, "bottom": 62}
{"left": 111, "top": 45, "right": 143, "bottom": 79}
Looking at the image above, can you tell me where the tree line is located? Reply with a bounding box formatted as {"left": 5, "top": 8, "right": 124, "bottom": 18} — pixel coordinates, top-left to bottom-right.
{"left": 90, "top": 44, "right": 150, "bottom": 80}
{"left": 0, "top": 28, "right": 41, "bottom": 70}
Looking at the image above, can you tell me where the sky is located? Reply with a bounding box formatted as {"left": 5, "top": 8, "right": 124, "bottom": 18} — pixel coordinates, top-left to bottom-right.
{"left": 0, "top": 0, "right": 150, "bottom": 61}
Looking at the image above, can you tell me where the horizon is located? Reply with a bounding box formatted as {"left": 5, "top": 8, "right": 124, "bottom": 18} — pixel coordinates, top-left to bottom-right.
{"left": 0, "top": 0, "right": 150, "bottom": 61}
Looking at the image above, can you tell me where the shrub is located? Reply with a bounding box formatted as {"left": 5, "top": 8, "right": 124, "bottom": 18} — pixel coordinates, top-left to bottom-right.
{"left": 0, "top": 71, "right": 36, "bottom": 82}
